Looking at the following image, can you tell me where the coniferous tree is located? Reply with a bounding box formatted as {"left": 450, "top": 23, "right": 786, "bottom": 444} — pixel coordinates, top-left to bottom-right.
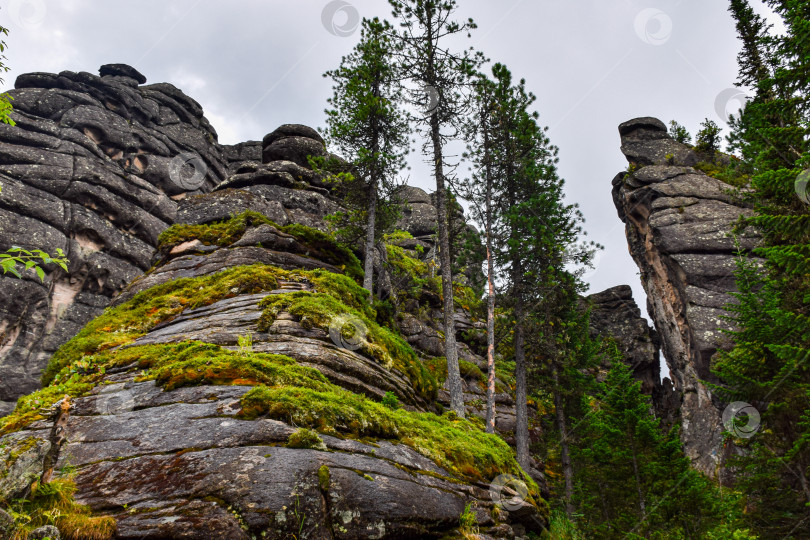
{"left": 460, "top": 69, "right": 502, "bottom": 433}
{"left": 573, "top": 360, "right": 754, "bottom": 539}
{"left": 711, "top": 0, "right": 810, "bottom": 536}
{"left": 485, "top": 64, "right": 592, "bottom": 469}
{"left": 322, "top": 17, "right": 411, "bottom": 301}
{"left": 386, "top": 0, "right": 485, "bottom": 416}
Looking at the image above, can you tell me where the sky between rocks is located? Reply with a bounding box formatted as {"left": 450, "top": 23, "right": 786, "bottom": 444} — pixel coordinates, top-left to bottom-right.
{"left": 0, "top": 0, "right": 782, "bottom": 379}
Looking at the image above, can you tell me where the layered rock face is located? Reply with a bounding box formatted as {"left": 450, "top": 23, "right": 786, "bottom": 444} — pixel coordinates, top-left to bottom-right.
{"left": 586, "top": 285, "right": 660, "bottom": 394}
{"left": 0, "top": 64, "right": 227, "bottom": 416}
{"left": 0, "top": 178, "right": 545, "bottom": 539}
{"left": 612, "top": 117, "right": 761, "bottom": 476}
{"left": 0, "top": 62, "right": 382, "bottom": 416}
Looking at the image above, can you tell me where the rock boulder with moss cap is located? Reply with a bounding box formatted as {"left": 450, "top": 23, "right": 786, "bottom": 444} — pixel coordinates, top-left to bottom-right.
{"left": 0, "top": 170, "right": 548, "bottom": 537}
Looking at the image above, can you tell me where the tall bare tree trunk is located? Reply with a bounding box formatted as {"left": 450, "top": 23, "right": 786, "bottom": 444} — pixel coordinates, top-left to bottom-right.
{"left": 485, "top": 238, "right": 496, "bottom": 433}
{"left": 630, "top": 434, "right": 646, "bottom": 520}
{"left": 431, "top": 112, "right": 464, "bottom": 417}
{"left": 552, "top": 365, "right": 574, "bottom": 516}
{"left": 363, "top": 179, "right": 377, "bottom": 303}
{"left": 482, "top": 115, "right": 497, "bottom": 433}
{"left": 514, "top": 293, "right": 529, "bottom": 469}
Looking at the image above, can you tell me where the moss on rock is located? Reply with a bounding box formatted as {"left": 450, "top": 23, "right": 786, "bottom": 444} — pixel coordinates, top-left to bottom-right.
{"left": 158, "top": 211, "right": 363, "bottom": 282}
{"left": 41, "top": 264, "right": 286, "bottom": 386}
{"left": 238, "top": 384, "right": 540, "bottom": 500}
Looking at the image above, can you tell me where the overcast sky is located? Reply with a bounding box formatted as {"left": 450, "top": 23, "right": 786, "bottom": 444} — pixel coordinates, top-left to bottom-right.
{"left": 0, "top": 0, "right": 779, "bottom": 377}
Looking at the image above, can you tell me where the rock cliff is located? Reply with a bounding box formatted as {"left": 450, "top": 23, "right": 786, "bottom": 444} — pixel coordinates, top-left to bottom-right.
{"left": 586, "top": 285, "right": 660, "bottom": 395}
{"left": 611, "top": 117, "right": 761, "bottom": 476}
{"left": 0, "top": 64, "right": 227, "bottom": 416}
{"left": 0, "top": 64, "right": 443, "bottom": 418}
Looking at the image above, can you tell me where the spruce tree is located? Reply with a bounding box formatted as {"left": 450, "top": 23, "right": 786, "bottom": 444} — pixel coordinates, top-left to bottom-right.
{"left": 322, "top": 17, "right": 411, "bottom": 302}
{"left": 386, "top": 0, "right": 484, "bottom": 416}
{"left": 710, "top": 0, "right": 810, "bottom": 535}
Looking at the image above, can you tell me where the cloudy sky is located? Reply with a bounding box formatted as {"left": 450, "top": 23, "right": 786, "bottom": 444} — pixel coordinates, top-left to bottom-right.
{"left": 0, "top": 0, "right": 778, "bottom": 376}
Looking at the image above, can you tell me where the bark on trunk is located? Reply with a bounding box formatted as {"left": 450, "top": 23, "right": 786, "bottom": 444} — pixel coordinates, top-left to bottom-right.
{"left": 514, "top": 294, "right": 529, "bottom": 469}
{"left": 553, "top": 365, "right": 574, "bottom": 516}
{"left": 483, "top": 114, "right": 496, "bottom": 434}
{"left": 485, "top": 239, "right": 496, "bottom": 433}
{"left": 363, "top": 180, "right": 377, "bottom": 303}
{"left": 630, "top": 434, "right": 647, "bottom": 519}
{"left": 431, "top": 111, "right": 464, "bottom": 417}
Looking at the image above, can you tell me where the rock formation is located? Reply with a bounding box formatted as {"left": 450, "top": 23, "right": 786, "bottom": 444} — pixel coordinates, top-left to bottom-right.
{"left": 0, "top": 63, "right": 437, "bottom": 417}
{"left": 586, "top": 285, "right": 660, "bottom": 394}
{"left": 0, "top": 64, "right": 226, "bottom": 416}
{"left": 612, "top": 117, "right": 761, "bottom": 476}
{"left": 0, "top": 151, "right": 546, "bottom": 539}
{"left": 0, "top": 64, "right": 550, "bottom": 538}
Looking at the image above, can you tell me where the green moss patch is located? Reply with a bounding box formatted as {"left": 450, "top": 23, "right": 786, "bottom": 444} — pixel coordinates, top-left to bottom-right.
{"left": 257, "top": 290, "right": 437, "bottom": 400}
{"left": 41, "top": 264, "right": 286, "bottom": 386}
{"left": 139, "top": 342, "right": 331, "bottom": 391}
{"left": 694, "top": 160, "right": 750, "bottom": 188}
{"left": 158, "top": 211, "right": 363, "bottom": 282}
{"left": 286, "top": 428, "right": 326, "bottom": 450}
{"left": 238, "top": 384, "right": 539, "bottom": 496}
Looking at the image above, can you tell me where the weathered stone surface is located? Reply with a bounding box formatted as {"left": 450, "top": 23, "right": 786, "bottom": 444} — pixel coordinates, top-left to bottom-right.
{"left": 27, "top": 525, "right": 60, "bottom": 540}
{"left": 587, "top": 285, "right": 661, "bottom": 394}
{"left": 0, "top": 64, "right": 544, "bottom": 538}
{"left": 0, "top": 65, "right": 229, "bottom": 412}
{"left": 99, "top": 63, "right": 147, "bottom": 84}
{"left": 619, "top": 116, "right": 698, "bottom": 167}
{"left": 612, "top": 117, "right": 762, "bottom": 477}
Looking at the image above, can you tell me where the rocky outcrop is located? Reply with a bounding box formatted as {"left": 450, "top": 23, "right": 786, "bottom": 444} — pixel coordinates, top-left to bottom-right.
{"left": 587, "top": 285, "right": 660, "bottom": 394}
{"left": 0, "top": 171, "right": 546, "bottom": 538}
{"left": 0, "top": 61, "right": 440, "bottom": 416}
{"left": 0, "top": 64, "right": 229, "bottom": 416}
{"left": 612, "top": 117, "right": 761, "bottom": 476}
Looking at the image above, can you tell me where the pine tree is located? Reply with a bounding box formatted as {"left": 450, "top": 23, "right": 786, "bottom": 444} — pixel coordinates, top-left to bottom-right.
{"left": 386, "top": 0, "right": 485, "bottom": 416}
{"left": 322, "top": 17, "right": 411, "bottom": 302}
{"left": 710, "top": 0, "right": 810, "bottom": 535}
{"left": 481, "top": 63, "right": 592, "bottom": 470}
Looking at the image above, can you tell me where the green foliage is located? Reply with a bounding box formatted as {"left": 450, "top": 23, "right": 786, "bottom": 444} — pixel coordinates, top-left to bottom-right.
{"left": 0, "top": 479, "right": 116, "bottom": 539}
{"left": 572, "top": 362, "right": 750, "bottom": 538}
{"left": 694, "top": 159, "right": 750, "bottom": 188}
{"left": 0, "top": 23, "right": 15, "bottom": 127}
{"left": 695, "top": 118, "right": 722, "bottom": 153}
{"left": 0, "top": 245, "right": 68, "bottom": 282}
{"left": 668, "top": 120, "right": 692, "bottom": 145}
{"left": 713, "top": 1, "right": 810, "bottom": 535}
{"left": 541, "top": 510, "right": 586, "bottom": 540}
{"left": 458, "top": 503, "right": 478, "bottom": 537}
{"left": 286, "top": 428, "right": 326, "bottom": 450}
{"left": 321, "top": 17, "right": 410, "bottom": 274}
{"left": 381, "top": 391, "right": 400, "bottom": 410}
